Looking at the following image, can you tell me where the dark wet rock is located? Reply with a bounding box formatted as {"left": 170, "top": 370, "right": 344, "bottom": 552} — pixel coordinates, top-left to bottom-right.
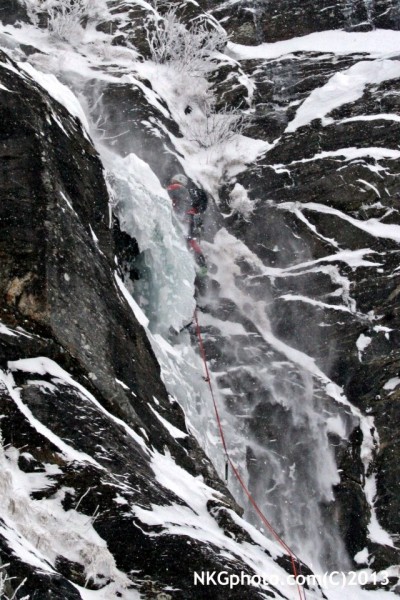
{"left": 201, "top": 0, "right": 399, "bottom": 44}
{"left": 333, "top": 427, "right": 371, "bottom": 558}
{"left": 112, "top": 4, "right": 151, "bottom": 57}
{"left": 334, "top": 478, "right": 371, "bottom": 557}
{"left": 254, "top": 0, "right": 369, "bottom": 42}
{"left": 200, "top": 0, "right": 259, "bottom": 45}
{"left": 113, "top": 216, "right": 141, "bottom": 282}
{"left": 374, "top": 392, "right": 400, "bottom": 533}
{"left": 368, "top": 541, "right": 400, "bottom": 573}
{"left": 0, "top": 0, "right": 30, "bottom": 26}
{"left": 374, "top": 0, "right": 400, "bottom": 28}
{"left": 209, "top": 63, "right": 251, "bottom": 110}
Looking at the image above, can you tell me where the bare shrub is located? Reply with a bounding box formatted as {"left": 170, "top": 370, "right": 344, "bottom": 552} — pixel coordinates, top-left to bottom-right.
{"left": 146, "top": 6, "right": 227, "bottom": 76}
{"left": 182, "top": 94, "right": 248, "bottom": 148}
{"left": 145, "top": 3, "right": 245, "bottom": 147}
{"left": 39, "top": 0, "right": 103, "bottom": 41}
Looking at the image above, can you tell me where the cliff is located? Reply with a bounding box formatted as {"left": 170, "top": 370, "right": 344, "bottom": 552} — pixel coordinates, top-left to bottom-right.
{"left": 0, "top": 0, "right": 399, "bottom": 598}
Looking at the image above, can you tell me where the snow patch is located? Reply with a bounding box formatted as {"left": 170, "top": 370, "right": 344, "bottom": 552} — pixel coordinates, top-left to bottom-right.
{"left": 19, "top": 61, "right": 90, "bottom": 134}
{"left": 0, "top": 430, "right": 134, "bottom": 595}
{"left": 273, "top": 146, "right": 400, "bottom": 166}
{"left": 228, "top": 183, "right": 256, "bottom": 219}
{"left": 356, "top": 334, "right": 372, "bottom": 361}
{"left": 364, "top": 475, "right": 394, "bottom": 547}
{"left": 0, "top": 368, "right": 100, "bottom": 467}
{"left": 115, "top": 274, "right": 150, "bottom": 329}
{"left": 228, "top": 29, "right": 400, "bottom": 60}
{"left": 279, "top": 201, "right": 400, "bottom": 244}
{"left": 287, "top": 59, "right": 400, "bottom": 132}
{"left": 354, "top": 547, "right": 369, "bottom": 565}
{"left": 149, "top": 405, "right": 188, "bottom": 439}
{"left": 280, "top": 294, "right": 354, "bottom": 314}
{"left": 0, "top": 323, "right": 17, "bottom": 337}
{"left": 7, "top": 357, "right": 148, "bottom": 451}
{"left": 131, "top": 448, "right": 316, "bottom": 599}
{"left": 383, "top": 377, "right": 400, "bottom": 392}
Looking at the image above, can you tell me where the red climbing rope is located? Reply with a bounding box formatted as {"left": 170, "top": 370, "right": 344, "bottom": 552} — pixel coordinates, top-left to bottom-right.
{"left": 193, "top": 308, "right": 307, "bottom": 600}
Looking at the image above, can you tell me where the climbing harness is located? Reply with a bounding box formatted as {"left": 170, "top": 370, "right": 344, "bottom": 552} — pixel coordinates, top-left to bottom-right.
{"left": 193, "top": 308, "right": 307, "bottom": 600}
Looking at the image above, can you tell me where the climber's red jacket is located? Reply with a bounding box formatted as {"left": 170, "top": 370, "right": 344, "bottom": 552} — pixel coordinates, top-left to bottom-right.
{"left": 167, "top": 183, "right": 205, "bottom": 265}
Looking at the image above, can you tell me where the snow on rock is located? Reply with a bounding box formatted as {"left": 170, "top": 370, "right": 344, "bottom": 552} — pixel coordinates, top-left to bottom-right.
{"left": 0, "top": 323, "right": 17, "bottom": 337}
{"left": 279, "top": 293, "right": 354, "bottom": 313}
{"left": 133, "top": 60, "right": 270, "bottom": 196}
{"left": 273, "top": 147, "right": 400, "bottom": 166}
{"left": 228, "top": 29, "right": 400, "bottom": 60}
{"left": 278, "top": 201, "right": 400, "bottom": 243}
{"left": 286, "top": 60, "right": 400, "bottom": 132}
{"left": 356, "top": 334, "right": 373, "bottom": 361}
{"left": 0, "top": 369, "right": 100, "bottom": 467}
{"left": 228, "top": 183, "right": 256, "bottom": 219}
{"left": 132, "top": 448, "right": 311, "bottom": 600}
{"left": 18, "top": 61, "right": 91, "bottom": 134}
{"left": 383, "top": 377, "right": 400, "bottom": 392}
{"left": 8, "top": 357, "right": 149, "bottom": 450}
{"left": 115, "top": 274, "right": 149, "bottom": 329}
{"left": 149, "top": 405, "right": 188, "bottom": 439}
{"left": 364, "top": 475, "right": 394, "bottom": 547}
{"left": 0, "top": 377, "right": 136, "bottom": 598}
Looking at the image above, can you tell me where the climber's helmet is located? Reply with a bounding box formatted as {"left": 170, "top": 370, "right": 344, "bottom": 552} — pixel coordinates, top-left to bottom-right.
{"left": 171, "top": 173, "right": 189, "bottom": 187}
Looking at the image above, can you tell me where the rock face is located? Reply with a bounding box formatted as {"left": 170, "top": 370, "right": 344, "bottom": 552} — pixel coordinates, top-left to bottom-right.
{"left": 197, "top": 20, "right": 393, "bottom": 586}
{"left": 1, "top": 0, "right": 400, "bottom": 596}
{"left": 0, "top": 0, "right": 29, "bottom": 26}
{"left": 0, "top": 52, "right": 305, "bottom": 599}
{"left": 201, "top": 0, "right": 400, "bottom": 44}
{"left": 226, "top": 55, "right": 400, "bottom": 565}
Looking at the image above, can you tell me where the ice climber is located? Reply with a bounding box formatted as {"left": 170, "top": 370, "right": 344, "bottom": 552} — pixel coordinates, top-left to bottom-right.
{"left": 167, "top": 173, "right": 208, "bottom": 278}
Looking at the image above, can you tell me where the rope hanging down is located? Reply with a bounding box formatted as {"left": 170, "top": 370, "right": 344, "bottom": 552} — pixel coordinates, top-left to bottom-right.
{"left": 193, "top": 308, "right": 307, "bottom": 600}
